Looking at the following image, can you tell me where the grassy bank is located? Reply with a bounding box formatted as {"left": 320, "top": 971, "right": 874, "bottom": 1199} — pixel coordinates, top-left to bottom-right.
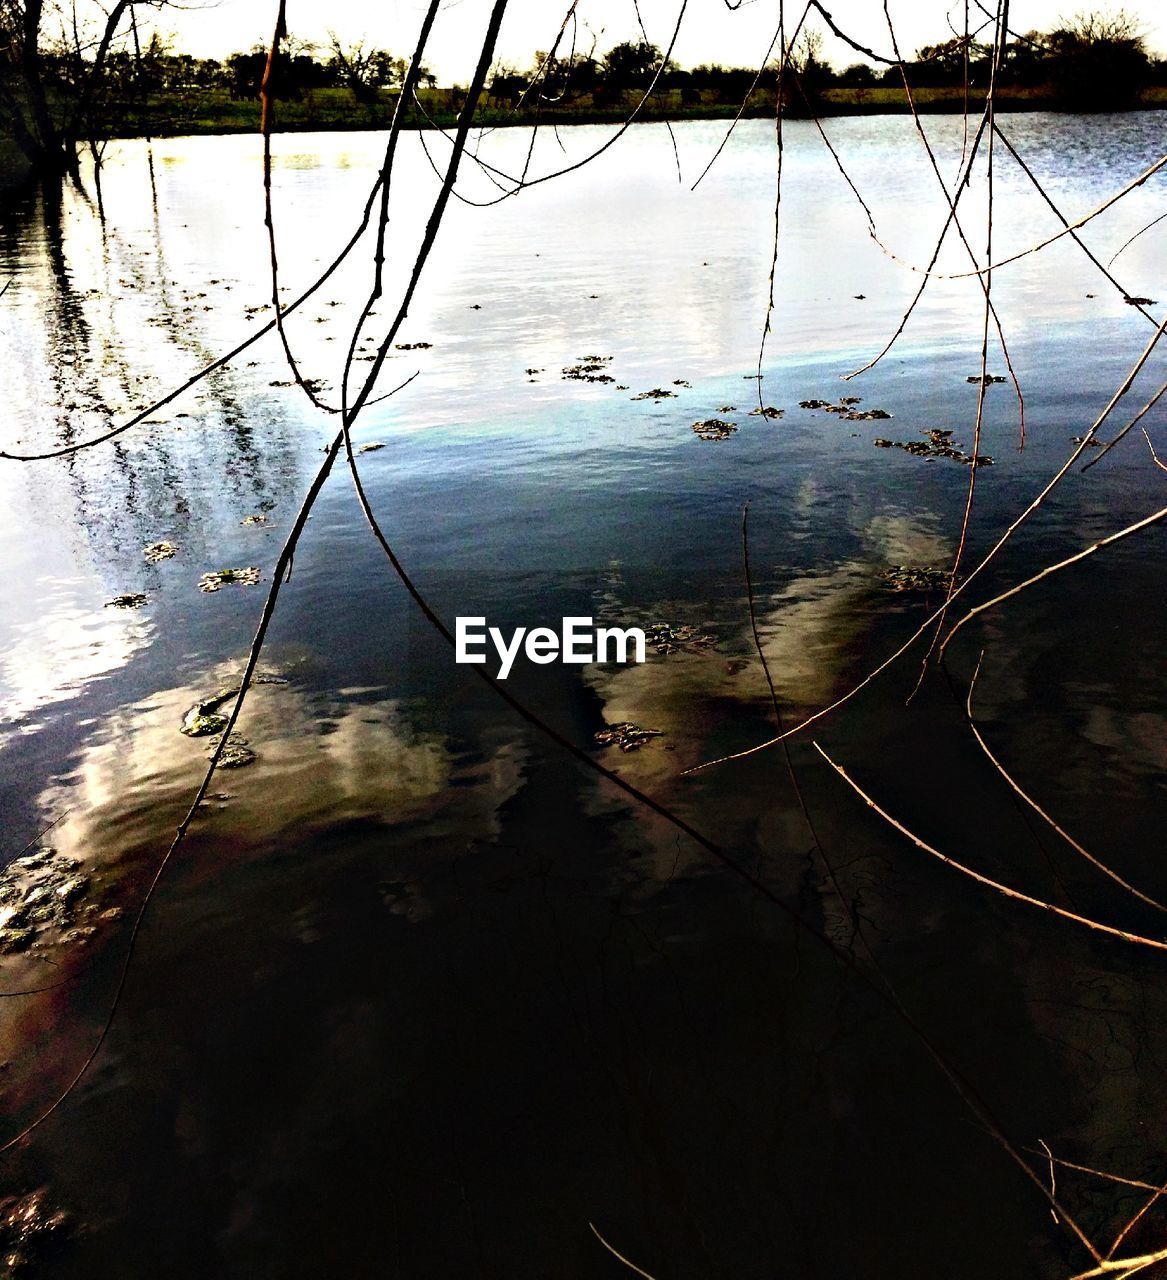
{"left": 98, "top": 82, "right": 1167, "bottom": 141}
{"left": 3, "top": 83, "right": 1163, "bottom": 193}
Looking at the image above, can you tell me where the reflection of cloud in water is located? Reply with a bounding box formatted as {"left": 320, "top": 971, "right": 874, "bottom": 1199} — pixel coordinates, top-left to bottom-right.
{"left": 0, "top": 594, "right": 153, "bottom": 740}
{"left": 36, "top": 668, "right": 526, "bottom": 877}
{"left": 583, "top": 510, "right": 951, "bottom": 785}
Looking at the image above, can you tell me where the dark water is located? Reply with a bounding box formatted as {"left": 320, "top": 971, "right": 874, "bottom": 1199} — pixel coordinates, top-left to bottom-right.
{"left": 0, "top": 114, "right": 1165, "bottom": 1277}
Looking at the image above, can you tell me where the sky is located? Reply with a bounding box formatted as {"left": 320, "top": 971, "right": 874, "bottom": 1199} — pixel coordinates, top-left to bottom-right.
{"left": 143, "top": 0, "right": 1167, "bottom": 75}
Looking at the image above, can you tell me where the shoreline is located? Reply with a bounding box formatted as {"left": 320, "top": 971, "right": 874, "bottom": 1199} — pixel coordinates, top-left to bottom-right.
{"left": 3, "top": 88, "right": 1165, "bottom": 194}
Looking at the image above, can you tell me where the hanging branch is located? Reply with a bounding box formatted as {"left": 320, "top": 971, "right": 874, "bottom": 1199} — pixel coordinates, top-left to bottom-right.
{"left": 939, "top": 501, "right": 1167, "bottom": 658}
{"left": 964, "top": 652, "right": 1167, "bottom": 910}
{"left": 813, "top": 743, "right": 1167, "bottom": 955}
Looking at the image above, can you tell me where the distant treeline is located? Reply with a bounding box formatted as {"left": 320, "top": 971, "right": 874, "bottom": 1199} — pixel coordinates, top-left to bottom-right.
{"left": 2, "top": 11, "right": 1165, "bottom": 187}
{"left": 87, "top": 15, "right": 1167, "bottom": 115}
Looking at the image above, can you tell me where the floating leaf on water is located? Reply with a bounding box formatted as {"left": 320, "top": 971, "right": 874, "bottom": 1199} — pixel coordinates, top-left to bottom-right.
{"left": 965, "top": 374, "right": 1007, "bottom": 385}
{"left": 878, "top": 565, "right": 956, "bottom": 593}
{"left": 692, "top": 418, "right": 738, "bottom": 441}
{"left": 216, "top": 732, "right": 257, "bottom": 769}
{"left": 748, "top": 405, "right": 784, "bottom": 419}
{"left": 799, "top": 398, "right": 835, "bottom": 410}
{"left": 1124, "top": 295, "right": 1156, "bottom": 306}
{"left": 717, "top": 405, "right": 737, "bottom": 413}
{"left": 358, "top": 442, "right": 385, "bottom": 454}
{"left": 105, "top": 593, "right": 147, "bottom": 609}
{"left": 841, "top": 407, "right": 891, "bottom": 420}
{"left": 240, "top": 514, "right": 269, "bottom": 526}
{"left": 594, "top": 722, "right": 663, "bottom": 752}
{"left": 1071, "top": 436, "right": 1104, "bottom": 447}
{"left": 198, "top": 567, "right": 260, "bottom": 593}
{"left": 873, "top": 429, "right": 993, "bottom": 466}
{"left": 631, "top": 388, "right": 677, "bottom": 401}
{"left": 673, "top": 379, "right": 691, "bottom": 387}
{"left": 395, "top": 341, "right": 433, "bottom": 350}
{"left": 0, "top": 1188, "right": 72, "bottom": 1272}
{"left": 143, "top": 540, "right": 178, "bottom": 563}
{"left": 181, "top": 685, "right": 240, "bottom": 737}
{"left": 644, "top": 622, "right": 718, "bottom": 654}
{"left": 0, "top": 849, "right": 94, "bottom": 955}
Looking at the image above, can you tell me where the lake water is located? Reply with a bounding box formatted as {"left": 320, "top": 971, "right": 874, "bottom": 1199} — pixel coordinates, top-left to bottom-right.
{"left": 1, "top": 113, "right": 1165, "bottom": 1277}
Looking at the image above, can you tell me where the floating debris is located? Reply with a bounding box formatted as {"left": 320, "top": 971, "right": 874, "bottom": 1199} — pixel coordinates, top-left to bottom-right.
{"left": 873, "top": 428, "right": 993, "bottom": 466}
{"left": 717, "top": 404, "right": 737, "bottom": 413}
{"left": 799, "top": 397, "right": 890, "bottom": 420}
{"left": 181, "top": 685, "right": 240, "bottom": 737}
{"left": 692, "top": 418, "right": 738, "bottom": 441}
{"left": 966, "top": 374, "right": 1007, "bottom": 385}
{"left": 143, "top": 540, "right": 178, "bottom": 563}
{"left": 878, "top": 565, "right": 955, "bottom": 593}
{"left": 673, "top": 379, "right": 691, "bottom": 388}
{"left": 105, "top": 593, "right": 147, "bottom": 609}
{"left": 0, "top": 1189, "right": 71, "bottom": 1273}
{"left": 562, "top": 355, "right": 615, "bottom": 384}
{"left": 0, "top": 849, "right": 92, "bottom": 955}
{"left": 524, "top": 367, "right": 544, "bottom": 376}
{"left": 631, "top": 388, "right": 677, "bottom": 401}
{"left": 395, "top": 341, "right": 432, "bottom": 350}
{"left": 748, "top": 405, "right": 784, "bottom": 419}
{"left": 180, "top": 675, "right": 286, "bottom": 739}
{"left": 240, "top": 514, "right": 269, "bottom": 526}
{"left": 216, "top": 732, "right": 257, "bottom": 769}
{"left": 198, "top": 567, "right": 260, "bottom": 593}
{"left": 615, "top": 384, "right": 630, "bottom": 390}
{"left": 1124, "top": 295, "right": 1156, "bottom": 306}
{"left": 1071, "top": 435, "right": 1105, "bottom": 447}
{"left": 357, "top": 442, "right": 385, "bottom": 454}
{"left": 645, "top": 622, "right": 717, "bottom": 655}
{"left": 594, "top": 722, "right": 663, "bottom": 752}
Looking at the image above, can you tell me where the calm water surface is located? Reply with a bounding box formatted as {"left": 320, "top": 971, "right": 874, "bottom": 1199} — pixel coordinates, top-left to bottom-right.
{"left": 0, "top": 114, "right": 1165, "bottom": 1277}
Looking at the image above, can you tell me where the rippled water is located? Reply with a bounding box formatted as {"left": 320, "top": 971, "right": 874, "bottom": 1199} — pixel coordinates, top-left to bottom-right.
{"left": 0, "top": 113, "right": 1165, "bottom": 1277}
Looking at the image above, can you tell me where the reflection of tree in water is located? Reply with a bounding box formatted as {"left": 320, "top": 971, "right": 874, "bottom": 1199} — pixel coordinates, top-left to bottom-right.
{"left": 4, "top": 167, "right": 302, "bottom": 565}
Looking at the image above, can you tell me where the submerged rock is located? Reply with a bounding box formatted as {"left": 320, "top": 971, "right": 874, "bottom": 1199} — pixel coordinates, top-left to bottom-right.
{"left": 198, "top": 567, "right": 260, "bottom": 593}
{"left": 594, "top": 722, "right": 663, "bottom": 752}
